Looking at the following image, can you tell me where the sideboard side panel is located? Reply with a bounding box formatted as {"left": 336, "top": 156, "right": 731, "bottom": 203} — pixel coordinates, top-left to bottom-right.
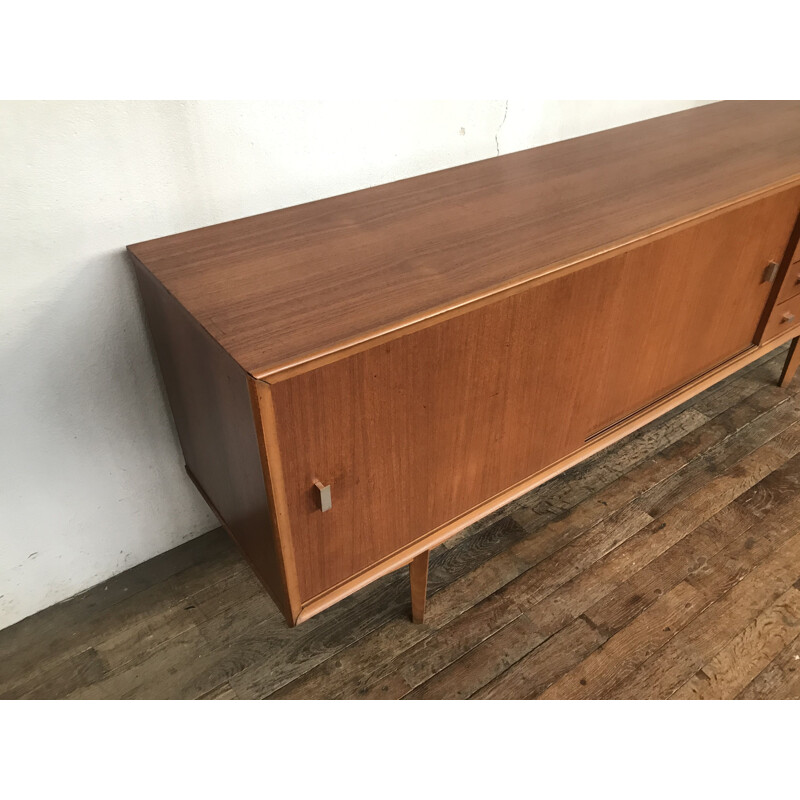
{"left": 133, "top": 262, "right": 294, "bottom": 623}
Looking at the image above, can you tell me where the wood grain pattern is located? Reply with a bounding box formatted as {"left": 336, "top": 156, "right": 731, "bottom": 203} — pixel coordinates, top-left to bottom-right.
{"left": 133, "top": 265, "right": 293, "bottom": 623}
{"left": 128, "top": 102, "right": 800, "bottom": 380}
{"left": 672, "top": 586, "right": 800, "bottom": 699}
{"left": 473, "top": 617, "right": 608, "bottom": 700}
{"left": 407, "top": 614, "right": 543, "bottom": 700}
{"left": 1, "top": 345, "right": 799, "bottom": 698}
{"left": 606, "top": 525, "right": 800, "bottom": 699}
{"left": 539, "top": 582, "right": 706, "bottom": 700}
{"left": 738, "top": 635, "right": 800, "bottom": 699}
{"left": 268, "top": 189, "right": 800, "bottom": 602}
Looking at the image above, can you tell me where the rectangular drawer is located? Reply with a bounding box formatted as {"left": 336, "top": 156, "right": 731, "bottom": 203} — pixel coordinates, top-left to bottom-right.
{"left": 777, "top": 260, "right": 800, "bottom": 303}
{"left": 762, "top": 294, "right": 800, "bottom": 342}
{"left": 791, "top": 232, "right": 800, "bottom": 264}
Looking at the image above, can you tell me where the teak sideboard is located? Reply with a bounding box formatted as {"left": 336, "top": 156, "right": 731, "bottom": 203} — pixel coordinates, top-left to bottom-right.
{"left": 130, "top": 101, "right": 800, "bottom": 628}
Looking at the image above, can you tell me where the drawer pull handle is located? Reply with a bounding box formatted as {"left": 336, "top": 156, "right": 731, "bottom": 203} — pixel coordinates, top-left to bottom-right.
{"left": 763, "top": 261, "right": 780, "bottom": 283}
{"left": 794, "top": 273, "right": 800, "bottom": 286}
{"left": 314, "top": 480, "right": 332, "bottom": 512}
{"left": 782, "top": 312, "right": 796, "bottom": 324}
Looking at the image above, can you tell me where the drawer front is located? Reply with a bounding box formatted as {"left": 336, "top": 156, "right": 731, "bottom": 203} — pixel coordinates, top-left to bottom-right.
{"left": 762, "top": 295, "right": 800, "bottom": 342}
{"left": 776, "top": 219, "right": 800, "bottom": 302}
{"left": 777, "top": 260, "right": 800, "bottom": 303}
{"left": 790, "top": 231, "right": 800, "bottom": 264}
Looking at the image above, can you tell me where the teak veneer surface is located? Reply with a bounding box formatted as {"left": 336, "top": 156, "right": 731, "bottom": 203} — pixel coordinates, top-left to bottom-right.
{"left": 129, "top": 101, "right": 800, "bottom": 379}
{"left": 133, "top": 267, "right": 294, "bottom": 620}
{"left": 270, "top": 187, "right": 800, "bottom": 601}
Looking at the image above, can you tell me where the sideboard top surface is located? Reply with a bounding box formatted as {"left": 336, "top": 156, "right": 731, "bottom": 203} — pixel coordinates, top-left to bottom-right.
{"left": 128, "top": 101, "right": 800, "bottom": 379}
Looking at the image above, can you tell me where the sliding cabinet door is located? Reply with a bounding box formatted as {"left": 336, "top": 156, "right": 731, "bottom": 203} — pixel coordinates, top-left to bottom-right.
{"left": 269, "top": 187, "right": 800, "bottom": 601}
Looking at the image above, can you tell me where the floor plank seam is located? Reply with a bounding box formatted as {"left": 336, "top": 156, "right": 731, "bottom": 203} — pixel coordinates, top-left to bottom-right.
{"left": 610, "top": 530, "right": 800, "bottom": 699}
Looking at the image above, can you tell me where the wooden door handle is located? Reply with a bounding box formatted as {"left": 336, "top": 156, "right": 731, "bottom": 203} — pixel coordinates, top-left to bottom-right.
{"left": 782, "top": 312, "right": 796, "bottom": 324}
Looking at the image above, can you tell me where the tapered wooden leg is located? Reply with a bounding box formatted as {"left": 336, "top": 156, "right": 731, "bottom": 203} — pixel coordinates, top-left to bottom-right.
{"left": 779, "top": 337, "right": 800, "bottom": 388}
{"left": 409, "top": 551, "right": 430, "bottom": 624}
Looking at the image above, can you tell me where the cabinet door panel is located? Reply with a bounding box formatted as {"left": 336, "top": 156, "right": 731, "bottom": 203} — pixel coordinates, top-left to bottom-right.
{"left": 581, "top": 187, "right": 800, "bottom": 432}
{"left": 271, "top": 188, "right": 800, "bottom": 602}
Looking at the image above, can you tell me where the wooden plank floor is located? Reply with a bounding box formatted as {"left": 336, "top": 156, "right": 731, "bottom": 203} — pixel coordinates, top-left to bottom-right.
{"left": 2, "top": 345, "right": 800, "bottom": 700}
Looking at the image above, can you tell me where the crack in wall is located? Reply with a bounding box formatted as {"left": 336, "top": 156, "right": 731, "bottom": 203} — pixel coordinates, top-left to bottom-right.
{"left": 495, "top": 100, "right": 509, "bottom": 156}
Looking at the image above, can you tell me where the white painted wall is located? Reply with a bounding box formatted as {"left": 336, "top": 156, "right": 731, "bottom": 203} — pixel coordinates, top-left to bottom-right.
{"left": 0, "top": 100, "right": 710, "bottom": 630}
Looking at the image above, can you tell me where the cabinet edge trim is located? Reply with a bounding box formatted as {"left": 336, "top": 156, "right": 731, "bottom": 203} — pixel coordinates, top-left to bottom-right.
{"left": 261, "top": 176, "right": 800, "bottom": 385}
{"left": 247, "top": 378, "right": 304, "bottom": 625}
